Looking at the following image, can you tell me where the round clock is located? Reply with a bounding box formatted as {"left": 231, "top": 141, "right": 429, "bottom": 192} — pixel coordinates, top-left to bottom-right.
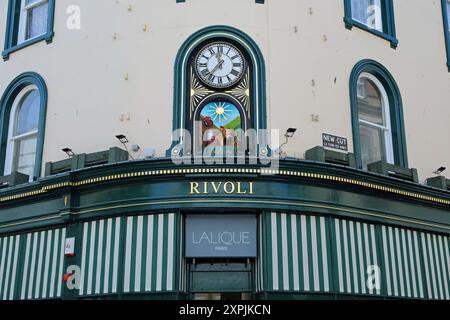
{"left": 195, "top": 42, "right": 245, "bottom": 89}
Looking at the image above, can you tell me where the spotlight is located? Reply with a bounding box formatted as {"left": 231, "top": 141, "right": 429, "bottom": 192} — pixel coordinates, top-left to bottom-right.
{"left": 284, "top": 128, "right": 297, "bottom": 138}
{"left": 277, "top": 128, "right": 298, "bottom": 157}
{"left": 115, "top": 134, "right": 134, "bottom": 160}
{"left": 62, "top": 148, "right": 75, "bottom": 157}
{"left": 115, "top": 134, "right": 129, "bottom": 144}
{"left": 433, "top": 167, "right": 446, "bottom": 175}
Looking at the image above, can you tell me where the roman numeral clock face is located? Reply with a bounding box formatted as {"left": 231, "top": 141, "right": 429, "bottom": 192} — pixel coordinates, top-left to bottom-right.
{"left": 195, "top": 42, "right": 245, "bottom": 89}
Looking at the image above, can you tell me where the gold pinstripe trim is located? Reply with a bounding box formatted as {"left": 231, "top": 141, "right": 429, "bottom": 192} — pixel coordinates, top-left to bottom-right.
{"left": 1, "top": 199, "right": 449, "bottom": 231}
{"left": 72, "top": 199, "right": 450, "bottom": 231}
{"left": 0, "top": 168, "right": 449, "bottom": 205}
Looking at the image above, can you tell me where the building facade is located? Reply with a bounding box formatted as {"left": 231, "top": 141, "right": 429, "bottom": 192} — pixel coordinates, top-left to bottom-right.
{"left": 0, "top": 0, "right": 449, "bottom": 300}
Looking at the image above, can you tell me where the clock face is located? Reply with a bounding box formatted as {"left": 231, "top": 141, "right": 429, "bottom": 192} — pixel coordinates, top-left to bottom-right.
{"left": 195, "top": 42, "right": 245, "bottom": 89}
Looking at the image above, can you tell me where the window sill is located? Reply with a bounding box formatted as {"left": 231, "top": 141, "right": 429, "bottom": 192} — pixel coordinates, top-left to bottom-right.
{"left": 344, "top": 18, "right": 398, "bottom": 49}
{"left": 2, "top": 32, "right": 54, "bottom": 61}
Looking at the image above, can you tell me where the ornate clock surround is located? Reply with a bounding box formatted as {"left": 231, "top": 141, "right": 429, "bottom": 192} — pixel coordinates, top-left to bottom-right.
{"left": 188, "top": 38, "right": 252, "bottom": 132}
{"left": 168, "top": 26, "right": 267, "bottom": 157}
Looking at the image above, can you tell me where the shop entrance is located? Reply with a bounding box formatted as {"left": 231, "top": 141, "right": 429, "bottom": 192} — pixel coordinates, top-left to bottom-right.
{"left": 184, "top": 214, "right": 257, "bottom": 300}
{"left": 188, "top": 258, "right": 253, "bottom": 300}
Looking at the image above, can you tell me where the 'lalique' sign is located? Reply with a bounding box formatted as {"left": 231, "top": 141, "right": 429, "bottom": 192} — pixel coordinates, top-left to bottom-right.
{"left": 185, "top": 214, "right": 257, "bottom": 257}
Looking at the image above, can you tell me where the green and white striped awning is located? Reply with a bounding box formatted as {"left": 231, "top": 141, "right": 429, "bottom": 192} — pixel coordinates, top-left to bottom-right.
{"left": 79, "top": 213, "right": 178, "bottom": 296}
{"left": 333, "top": 218, "right": 380, "bottom": 295}
{"left": 263, "top": 212, "right": 450, "bottom": 299}
{"left": 264, "top": 212, "right": 331, "bottom": 292}
{"left": 1, "top": 211, "right": 449, "bottom": 300}
{"left": 0, "top": 228, "right": 66, "bottom": 300}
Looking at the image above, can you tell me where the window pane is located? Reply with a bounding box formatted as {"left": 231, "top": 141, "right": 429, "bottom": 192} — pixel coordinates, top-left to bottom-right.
{"left": 13, "top": 136, "right": 37, "bottom": 178}
{"left": 199, "top": 101, "right": 242, "bottom": 151}
{"left": 351, "top": 0, "right": 383, "bottom": 32}
{"left": 359, "top": 123, "right": 386, "bottom": 169}
{"left": 15, "top": 89, "right": 40, "bottom": 135}
{"left": 26, "top": 2, "right": 48, "bottom": 40}
{"left": 357, "top": 77, "right": 384, "bottom": 125}
{"left": 447, "top": 1, "right": 450, "bottom": 32}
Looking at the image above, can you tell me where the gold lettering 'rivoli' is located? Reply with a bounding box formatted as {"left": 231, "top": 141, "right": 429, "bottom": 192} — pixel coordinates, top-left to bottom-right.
{"left": 189, "top": 181, "right": 255, "bottom": 195}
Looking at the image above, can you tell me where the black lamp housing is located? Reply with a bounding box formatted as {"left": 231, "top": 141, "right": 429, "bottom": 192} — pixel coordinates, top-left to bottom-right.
{"left": 434, "top": 167, "right": 446, "bottom": 175}
{"left": 285, "top": 128, "right": 297, "bottom": 138}
{"left": 62, "top": 147, "right": 75, "bottom": 157}
{"left": 115, "top": 134, "right": 129, "bottom": 144}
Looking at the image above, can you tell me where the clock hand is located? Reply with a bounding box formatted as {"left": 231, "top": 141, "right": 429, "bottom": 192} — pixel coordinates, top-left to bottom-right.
{"left": 215, "top": 52, "right": 223, "bottom": 69}
{"left": 209, "top": 59, "right": 224, "bottom": 75}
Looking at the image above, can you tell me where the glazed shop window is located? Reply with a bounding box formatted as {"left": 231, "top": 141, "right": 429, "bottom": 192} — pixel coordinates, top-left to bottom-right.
{"left": 357, "top": 73, "right": 394, "bottom": 169}
{"left": 3, "top": 86, "right": 40, "bottom": 181}
{"left": 344, "top": 0, "right": 398, "bottom": 48}
{"left": 2, "top": 0, "right": 55, "bottom": 60}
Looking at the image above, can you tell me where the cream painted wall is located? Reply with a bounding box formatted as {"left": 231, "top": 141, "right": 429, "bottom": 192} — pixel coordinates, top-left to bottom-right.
{"left": 0, "top": 0, "right": 449, "bottom": 183}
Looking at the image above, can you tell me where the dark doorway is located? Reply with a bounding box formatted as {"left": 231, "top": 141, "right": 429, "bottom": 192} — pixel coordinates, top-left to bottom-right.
{"left": 188, "top": 258, "right": 253, "bottom": 300}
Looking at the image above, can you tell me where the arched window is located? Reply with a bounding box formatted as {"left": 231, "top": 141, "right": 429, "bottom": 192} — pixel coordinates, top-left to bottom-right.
{"left": 4, "top": 86, "right": 40, "bottom": 179}
{"left": 350, "top": 60, "right": 407, "bottom": 170}
{"left": 357, "top": 73, "right": 393, "bottom": 169}
{"left": 0, "top": 72, "right": 47, "bottom": 181}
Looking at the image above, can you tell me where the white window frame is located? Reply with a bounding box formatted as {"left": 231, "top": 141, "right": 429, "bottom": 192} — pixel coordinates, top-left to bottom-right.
{"left": 4, "top": 85, "right": 39, "bottom": 181}
{"left": 357, "top": 78, "right": 367, "bottom": 99}
{"left": 358, "top": 72, "right": 394, "bottom": 165}
{"left": 17, "top": 0, "right": 49, "bottom": 44}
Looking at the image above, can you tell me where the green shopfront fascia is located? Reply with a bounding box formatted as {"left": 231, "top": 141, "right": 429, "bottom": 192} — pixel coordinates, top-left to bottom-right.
{"left": 0, "top": 159, "right": 449, "bottom": 300}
